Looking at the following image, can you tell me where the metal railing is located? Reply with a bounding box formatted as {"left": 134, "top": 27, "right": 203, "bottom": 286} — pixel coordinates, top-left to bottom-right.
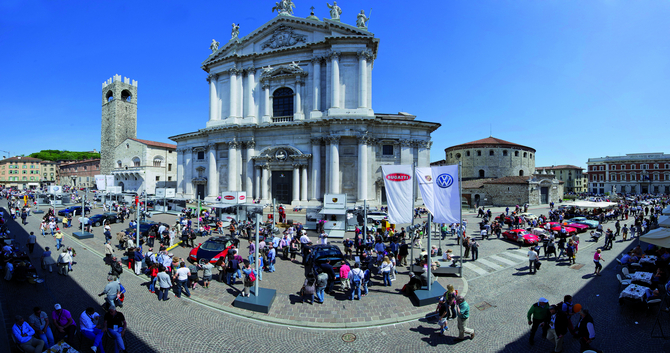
{"left": 272, "top": 116, "right": 293, "bottom": 123}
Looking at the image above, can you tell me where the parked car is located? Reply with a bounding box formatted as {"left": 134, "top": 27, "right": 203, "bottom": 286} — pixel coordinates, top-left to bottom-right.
{"left": 189, "top": 236, "right": 240, "bottom": 264}
{"left": 502, "top": 229, "right": 540, "bottom": 245}
{"left": 567, "top": 217, "right": 599, "bottom": 229}
{"left": 124, "top": 221, "right": 170, "bottom": 237}
{"left": 310, "top": 244, "right": 346, "bottom": 278}
{"left": 57, "top": 206, "right": 91, "bottom": 216}
{"left": 565, "top": 223, "right": 588, "bottom": 233}
{"left": 87, "top": 213, "right": 120, "bottom": 227}
{"left": 549, "top": 225, "right": 578, "bottom": 237}
{"left": 518, "top": 213, "right": 538, "bottom": 221}
{"left": 366, "top": 212, "right": 388, "bottom": 222}
{"left": 495, "top": 215, "right": 514, "bottom": 225}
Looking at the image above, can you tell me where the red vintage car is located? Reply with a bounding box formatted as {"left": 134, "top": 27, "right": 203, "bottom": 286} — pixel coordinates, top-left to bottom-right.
{"left": 502, "top": 229, "right": 540, "bottom": 245}
{"left": 549, "top": 225, "right": 578, "bottom": 237}
{"left": 565, "top": 223, "right": 588, "bottom": 233}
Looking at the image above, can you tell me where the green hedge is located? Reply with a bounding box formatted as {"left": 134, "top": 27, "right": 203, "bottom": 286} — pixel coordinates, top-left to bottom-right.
{"left": 29, "top": 150, "right": 100, "bottom": 162}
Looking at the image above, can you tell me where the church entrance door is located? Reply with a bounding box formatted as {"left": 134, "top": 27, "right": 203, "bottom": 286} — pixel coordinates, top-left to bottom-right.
{"left": 196, "top": 185, "right": 206, "bottom": 200}
{"left": 540, "top": 187, "right": 549, "bottom": 204}
{"left": 272, "top": 171, "right": 292, "bottom": 204}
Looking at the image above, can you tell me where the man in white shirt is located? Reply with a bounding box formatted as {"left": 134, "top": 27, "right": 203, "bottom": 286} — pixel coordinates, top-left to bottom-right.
{"left": 528, "top": 247, "right": 539, "bottom": 274}
{"left": 12, "top": 315, "right": 44, "bottom": 353}
{"left": 300, "top": 230, "right": 311, "bottom": 244}
{"left": 173, "top": 261, "right": 191, "bottom": 298}
{"left": 79, "top": 307, "right": 105, "bottom": 353}
{"left": 319, "top": 230, "right": 328, "bottom": 245}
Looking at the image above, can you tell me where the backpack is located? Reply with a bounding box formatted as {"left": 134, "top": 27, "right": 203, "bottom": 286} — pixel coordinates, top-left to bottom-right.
{"left": 245, "top": 270, "right": 256, "bottom": 284}
{"left": 437, "top": 248, "right": 443, "bottom": 256}
{"left": 350, "top": 270, "right": 362, "bottom": 284}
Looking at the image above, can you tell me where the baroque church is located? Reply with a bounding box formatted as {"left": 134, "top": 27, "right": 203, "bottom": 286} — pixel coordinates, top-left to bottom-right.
{"left": 169, "top": 2, "right": 440, "bottom": 205}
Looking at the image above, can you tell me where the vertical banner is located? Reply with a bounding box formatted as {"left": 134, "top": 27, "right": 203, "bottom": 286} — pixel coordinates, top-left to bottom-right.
{"left": 105, "top": 175, "right": 115, "bottom": 189}
{"left": 431, "top": 165, "right": 460, "bottom": 224}
{"left": 381, "top": 165, "right": 413, "bottom": 224}
{"left": 95, "top": 175, "right": 106, "bottom": 190}
{"left": 415, "top": 167, "right": 435, "bottom": 215}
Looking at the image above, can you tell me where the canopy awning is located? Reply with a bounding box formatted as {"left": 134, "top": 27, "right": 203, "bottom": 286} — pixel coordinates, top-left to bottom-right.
{"left": 658, "top": 215, "right": 670, "bottom": 228}
{"left": 562, "top": 201, "right": 618, "bottom": 208}
{"left": 663, "top": 206, "right": 670, "bottom": 215}
{"left": 640, "top": 227, "right": 670, "bottom": 248}
{"left": 319, "top": 209, "right": 347, "bottom": 215}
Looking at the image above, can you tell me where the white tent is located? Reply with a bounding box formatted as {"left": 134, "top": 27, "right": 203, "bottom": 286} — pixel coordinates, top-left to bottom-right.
{"left": 658, "top": 215, "right": 670, "bottom": 228}
{"left": 640, "top": 227, "right": 670, "bottom": 248}
{"left": 563, "top": 200, "right": 618, "bottom": 208}
{"left": 663, "top": 206, "right": 670, "bottom": 215}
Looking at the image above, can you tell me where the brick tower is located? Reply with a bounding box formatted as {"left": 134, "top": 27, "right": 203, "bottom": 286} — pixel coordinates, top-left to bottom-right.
{"left": 100, "top": 74, "right": 138, "bottom": 174}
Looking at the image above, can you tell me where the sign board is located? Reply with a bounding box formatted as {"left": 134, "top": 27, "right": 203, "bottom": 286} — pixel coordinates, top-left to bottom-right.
{"left": 221, "top": 191, "right": 247, "bottom": 205}
{"left": 48, "top": 186, "right": 62, "bottom": 195}
{"left": 107, "top": 186, "right": 122, "bottom": 194}
{"left": 155, "top": 188, "right": 176, "bottom": 198}
{"left": 95, "top": 175, "right": 106, "bottom": 190}
{"left": 323, "top": 193, "right": 346, "bottom": 209}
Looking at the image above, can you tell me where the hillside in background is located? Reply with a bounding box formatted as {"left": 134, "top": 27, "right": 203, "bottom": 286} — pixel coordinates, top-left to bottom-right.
{"left": 29, "top": 150, "right": 100, "bottom": 162}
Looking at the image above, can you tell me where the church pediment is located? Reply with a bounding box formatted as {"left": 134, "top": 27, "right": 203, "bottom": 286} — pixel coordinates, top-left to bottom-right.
{"left": 202, "top": 15, "right": 376, "bottom": 70}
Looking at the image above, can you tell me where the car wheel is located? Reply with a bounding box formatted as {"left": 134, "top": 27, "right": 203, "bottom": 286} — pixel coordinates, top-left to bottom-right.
{"left": 95, "top": 222, "right": 101, "bottom": 227}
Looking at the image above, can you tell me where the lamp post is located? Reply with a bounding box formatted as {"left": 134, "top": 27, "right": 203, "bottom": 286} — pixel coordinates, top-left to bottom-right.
{"left": 0, "top": 150, "right": 10, "bottom": 159}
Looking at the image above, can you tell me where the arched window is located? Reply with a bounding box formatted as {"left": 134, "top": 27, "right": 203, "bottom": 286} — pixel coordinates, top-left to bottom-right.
{"left": 515, "top": 151, "right": 519, "bottom": 157}
{"left": 117, "top": 160, "right": 122, "bottom": 168}
{"left": 466, "top": 151, "right": 470, "bottom": 157}
{"left": 106, "top": 90, "right": 114, "bottom": 102}
{"left": 272, "top": 87, "right": 294, "bottom": 117}
{"left": 523, "top": 152, "right": 527, "bottom": 158}
{"left": 132, "top": 157, "right": 141, "bottom": 167}
{"left": 519, "top": 170, "right": 524, "bottom": 176}
{"left": 489, "top": 150, "right": 494, "bottom": 156}
{"left": 121, "top": 89, "right": 132, "bottom": 102}
{"left": 455, "top": 153, "right": 461, "bottom": 159}
{"left": 153, "top": 156, "right": 164, "bottom": 167}
{"left": 477, "top": 150, "right": 482, "bottom": 156}
{"left": 479, "top": 170, "right": 485, "bottom": 178}
{"left": 503, "top": 150, "right": 508, "bottom": 156}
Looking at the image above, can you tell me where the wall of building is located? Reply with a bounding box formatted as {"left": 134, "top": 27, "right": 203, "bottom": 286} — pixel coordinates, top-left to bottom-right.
{"left": 101, "top": 75, "right": 138, "bottom": 174}
{"left": 445, "top": 146, "right": 535, "bottom": 179}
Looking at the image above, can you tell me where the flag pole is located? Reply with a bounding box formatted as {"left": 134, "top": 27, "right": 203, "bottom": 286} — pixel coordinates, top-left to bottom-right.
{"left": 410, "top": 163, "right": 416, "bottom": 270}
{"left": 459, "top": 161, "right": 463, "bottom": 278}
{"left": 427, "top": 212, "right": 432, "bottom": 292}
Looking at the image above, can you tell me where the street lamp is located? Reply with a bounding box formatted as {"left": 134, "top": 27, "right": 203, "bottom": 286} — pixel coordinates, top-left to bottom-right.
{"left": 0, "top": 149, "right": 10, "bottom": 159}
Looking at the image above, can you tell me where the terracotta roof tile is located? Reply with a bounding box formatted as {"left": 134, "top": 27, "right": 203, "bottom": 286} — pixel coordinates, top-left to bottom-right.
{"left": 536, "top": 165, "right": 583, "bottom": 170}
{"left": 130, "top": 138, "right": 177, "bottom": 149}
{"left": 446, "top": 136, "right": 535, "bottom": 152}
{"left": 462, "top": 178, "right": 494, "bottom": 189}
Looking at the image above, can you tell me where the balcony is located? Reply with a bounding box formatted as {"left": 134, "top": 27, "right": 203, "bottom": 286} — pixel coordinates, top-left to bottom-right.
{"left": 272, "top": 116, "right": 293, "bottom": 123}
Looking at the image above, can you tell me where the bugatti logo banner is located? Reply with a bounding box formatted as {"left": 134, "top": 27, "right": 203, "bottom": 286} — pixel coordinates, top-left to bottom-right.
{"left": 385, "top": 173, "right": 411, "bottom": 182}
{"left": 382, "top": 165, "right": 413, "bottom": 224}
{"left": 224, "top": 195, "right": 235, "bottom": 200}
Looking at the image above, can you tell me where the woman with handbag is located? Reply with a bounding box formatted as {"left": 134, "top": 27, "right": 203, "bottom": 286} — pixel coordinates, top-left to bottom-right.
{"left": 301, "top": 275, "right": 316, "bottom": 304}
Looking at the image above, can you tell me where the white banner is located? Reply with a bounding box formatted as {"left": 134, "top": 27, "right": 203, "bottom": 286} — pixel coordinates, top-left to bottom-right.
{"left": 382, "top": 165, "right": 413, "bottom": 224}
{"left": 415, "top": 167, "right": 435, "bottom": 216}
{"left": 95, "top": 175, "right": 106, "bottom": 190}
{"left": 431, "top": 165, "right": 460, "bottom": 224}
{"left": 105, "top": 175, "right": 114, "bottom": 189}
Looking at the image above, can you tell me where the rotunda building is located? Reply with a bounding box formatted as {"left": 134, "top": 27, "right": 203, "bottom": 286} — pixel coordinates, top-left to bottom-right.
{"left": 444, "top": 137, "right": 536, "bottom": 179}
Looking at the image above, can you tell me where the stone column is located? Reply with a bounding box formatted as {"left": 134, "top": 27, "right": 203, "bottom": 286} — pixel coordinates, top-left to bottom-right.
{"left": 184, "top": 147, "right": 193, "bottom": 196}
{"left": 208, "top": 74, "right": 219, "bottom": 121}
{"left": 176, "top": 148, "right": 184, "bottom": 194}
{"left": 292, "top": 164, "right": 300, "bottom": 202}
{"left": 295, "top": 77, "right": 303, "bottom": 119}
{"left": 358, "top": 136, "right": 369, "bottom": 201}
{"left": 329, "top": 136, "right": 340, "bottom": 194}
{"left": 311, "top": 138, "right": 321, "bottom": 200}
{"left": 400, "top": 139, "right": 413, "bottom": 165}
{"left": 417, "top": 141, "right": 431, "bottom": 168}
{"left": 301, "top": 164, "right": 308, "bottom": 201}
{"left": 330, "top": 51, "right": 341, "bottom": 109}
{"left": 245, "top": 140, "right": 255, "bottom": 201}
{"left": 261, "top": 165, "right": 269, "bottom": 201}
{"left": 207, "top": 143, "right": 218, "bottom": 197}
{"left": 237, "top": 68, "right": 244, "bottom": 118}
{"left": 262, "top": 82, "right": 271, "bottom": 122}
{"left": 228, "top": 141, "right": 238, "bottom": 191}
{"left": 245, "top": 67, "right": 256, "bottom": 119}
{"left": 311, "top": 57, "right": 321, "bottom": 112}
{"left": 357, "top": 51, "right": 368, "bottom": 109}
{"left": 229, "top": 69, "right": 237, "bottom": 118}
{"left": 254, "top": 166, "right": 261, "bottom": 200}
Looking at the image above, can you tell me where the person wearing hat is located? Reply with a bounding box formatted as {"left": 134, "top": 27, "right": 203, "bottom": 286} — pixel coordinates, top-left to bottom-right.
{"left": 455, "top": 295, "right": 474, "bottom": 340}
{"left": 546, "top": 304, "right": 568, "bottom": 353}
{"left": 52, "top": 304, "right": 76, "bottom": 345}
{"left": 102, "top": 305, "right": 127, "bottom": 353}
{"left": 527, "top": 297, "right": 550, "bottom": 345}
{"left": 12, "top": 315, "right": 45, "bottom": 353}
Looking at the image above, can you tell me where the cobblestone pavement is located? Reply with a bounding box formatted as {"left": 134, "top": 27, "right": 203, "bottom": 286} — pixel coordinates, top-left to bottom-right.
{"left": 2, "top": 201, "right": 670, "bottom": 352}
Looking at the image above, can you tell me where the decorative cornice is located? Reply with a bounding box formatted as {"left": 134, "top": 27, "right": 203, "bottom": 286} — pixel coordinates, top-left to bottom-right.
{"left": 228, "top": 68, "right": 241, "bottom": 76}
{"left": 261, "top": 82, "right": 271, "bottom": 89}
{"left": 207, "top": 143, "right": 217, "bottom": 150}
{"left": 244, "top": 66, "right": 256, "bottom": 74}
{"left": 244, "top": 140, "right": 256, "bottom": 148}
{"left": 328, "top": 51, "right": 341, "bottom": 60}
{"left": 311, "top": 56, "right": 325, "bottom": 64}
{"left": 400, "top": 139, "right": 412, "bottom": 147}
{"left": 228, "top": 140, "right": 240, "bottom": 149}
{"left": 310, "top": 137, "right": 322, "bottom": 145}
{"left": 327, "top": 136, "right": 340, "bottom": 143}
{"left": 357, "top": 50, "right": 373, "bottom": 61}
{"left": 206, "top": 74, "right": 219, "bottom": 83}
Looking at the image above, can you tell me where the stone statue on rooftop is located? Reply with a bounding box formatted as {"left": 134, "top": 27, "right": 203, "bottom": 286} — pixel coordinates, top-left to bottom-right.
{"left": 210, "top": 39, "right": 220, "bottom": 53}
{"left": 272, "top": 0, "right": 295, "bottom": 15}
{"left": 327, "top": 2, "right": 342, "bottom": 20}
{"left": 356, "top": 10, "right": 369, "bottom": 28}
{"left": 231, "top": 23, "right": 240, "bottom": 39}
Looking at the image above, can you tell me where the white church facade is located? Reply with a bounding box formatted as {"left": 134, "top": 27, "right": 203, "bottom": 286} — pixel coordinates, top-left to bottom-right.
{"left": 169, "top": 3, "right": 440, "bottom": 205}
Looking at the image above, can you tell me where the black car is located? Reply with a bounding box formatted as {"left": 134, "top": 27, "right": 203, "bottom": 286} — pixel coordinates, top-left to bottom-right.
{"left": 309, "top": 244, "right": 346, "bottom": 277}
{"left": 189, "top": 236, "right": 240, "bottom": 264}
{"left": 57, "top": 206, "right": 91, "bottom": 216}
{"left": 124, "top": 221, "right": 169, "bottom": 237}
{"left": 87, "top": 213, "right": 119, "bottom": 227}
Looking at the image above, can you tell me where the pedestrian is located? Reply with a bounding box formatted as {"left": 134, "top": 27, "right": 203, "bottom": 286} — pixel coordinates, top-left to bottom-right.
{"left": 575, "top": 308, "right": 600, "bottom": 352}
{"left": 566, "top": 239, "right": 576, "bottom": 265}
{"left": 241, "top": 261, "right": 257, "bottom": 297}
{"left": 348, "top": 262, "right": 364, "bottom": 300}
{"left": 27, "top": 231, "right": 36, "bottom": 254}
{"left": 593, "top": 249, "right": 604, "bottom": 276}
{"left": 201, "top": 261, "right": 214, "bottom": 289}
{"left": 66, "top": 247, "right": 76, "bottom": 272}
{"left": 528, "top": 246, "right": 538, "bottom": 274}
{"left": 57, "top": 249, "right": 72, "bottom": 276}
{"left": 41, "top": 247, "right": 55, "bottom": 273}
{"left": 98, "top": 275, "right": 121, "bottom": 309}
{"left": 380, "top": 256, "right": 392, "bottom": 286}
{"left": 301, "top": 274, "right": 316, "bottom": 304}
{"left": 173, "top": 261, "right": 191, "bottom": 298}
{"left": 445, "top": 284, "right": 458, "bottom": 319}
{"left": 339, "top": 261, "right": 351, "bottom": 292}
{"left": 156, "top": 265, "right": 172, "bottom": 301}
{"left": 470, "top": 239, "right": 479, "bottom": 261}
{"left": 455, "top": 296, "right": 475, "bottom": 341}
{"left": 104, "top": 240, "right": 114, "bottom": 264}
{"left": 101, "top": 306, "right": 127, "bottom": 353}
{"left": 133, "top": 247, "right": 144, "bottom": 275}
{"left": 435, "top": 296, "right": 449, "bottom": 335}
{"left": 54, "top": 229, "right": 64, "bottom": 250}
{"left": 527, "top": 297, "right": 550, "bottom": 345}
{"left": 315, "top": 269, "right": 328, "bottom": 303}
{"left": 546, "top": 304, "right": 568, "bottom": 353}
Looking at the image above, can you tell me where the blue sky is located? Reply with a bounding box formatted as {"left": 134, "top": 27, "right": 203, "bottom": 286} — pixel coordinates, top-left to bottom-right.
{"left": 1, "top": 0, "right": 668, "bottom": 168}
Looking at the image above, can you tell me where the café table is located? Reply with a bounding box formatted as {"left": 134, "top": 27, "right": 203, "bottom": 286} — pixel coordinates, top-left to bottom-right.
{"left": 639, "top": 255, "right": 658, "bottom": 265}
{"left": 619, "top": 283, "right": 647, "bottom": 300}
{"left": 629, "top": 271, "right": 653, "bottom": 285}
{"left": 49, "top": 341, "right": 79, "bottom": 353}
